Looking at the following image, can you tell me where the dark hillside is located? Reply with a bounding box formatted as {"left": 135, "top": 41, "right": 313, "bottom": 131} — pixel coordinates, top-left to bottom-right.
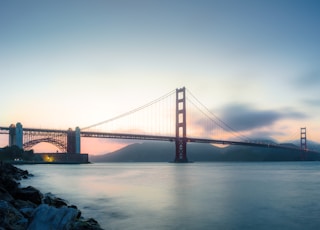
{"left": 90, "top": 141, "right": 320, "bottom": 162}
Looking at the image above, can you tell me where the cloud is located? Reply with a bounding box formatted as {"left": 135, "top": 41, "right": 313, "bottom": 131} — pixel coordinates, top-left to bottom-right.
{"left": 295, "top": 71, "right": 320, "bottom": 106}
{"left": 245, "top": 130, "right": 285, "bottom": 142}
{"left": 294, "top": 70, "right": 320, "bottom": 89}
{"left": 304, "top": 98, "right": 320, "bottom": 107}
{"left": 215, "top": 103, "right": 307, "bottom": 132}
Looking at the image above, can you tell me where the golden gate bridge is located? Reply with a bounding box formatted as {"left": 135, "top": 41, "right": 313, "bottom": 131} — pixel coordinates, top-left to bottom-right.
{"left": 0, "top": 87, "right": 315, "bottom": 163}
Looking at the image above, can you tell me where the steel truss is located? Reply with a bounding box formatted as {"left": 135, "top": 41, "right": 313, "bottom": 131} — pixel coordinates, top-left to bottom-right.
{"left": 23, "top": 129, "right": 67, "bottom": 152}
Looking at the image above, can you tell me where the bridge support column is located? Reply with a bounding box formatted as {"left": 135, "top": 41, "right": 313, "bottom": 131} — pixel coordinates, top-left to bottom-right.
{"left": 75, "top": 127, "right": 81, "bottom": 154}
{"left": 67, "top": 127, "right": 81, "bottom": 154}
{"left": 9, "top": 122, "right": 23, "bottom": 149}
{"left": 175, "top": 87, "right": 188, "bottom": 163}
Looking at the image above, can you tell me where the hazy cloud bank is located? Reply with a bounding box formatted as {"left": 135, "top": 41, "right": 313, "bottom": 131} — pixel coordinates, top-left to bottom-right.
{"left": 217, "top": 103, "right": 307, "bottom": 132}
{"left": 303, "top": 99, "right": 320, "bottom": 107}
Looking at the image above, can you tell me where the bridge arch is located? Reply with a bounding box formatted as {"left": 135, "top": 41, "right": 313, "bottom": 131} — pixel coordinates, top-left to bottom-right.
{"left": 23, "top": 138, "right": 67, "bottom": 152}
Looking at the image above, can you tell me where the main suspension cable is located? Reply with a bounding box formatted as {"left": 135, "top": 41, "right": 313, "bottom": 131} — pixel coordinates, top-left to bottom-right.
{"left": 81, "top": 89, "right": 176, "bottom": 131}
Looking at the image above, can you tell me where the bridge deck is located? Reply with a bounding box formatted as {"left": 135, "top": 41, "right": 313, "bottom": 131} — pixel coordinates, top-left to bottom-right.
{"left": 80, "top": 131, "right": 305, "bottom": 152}
{"left": 0, "top": 126, "right": 312, "bottom": 153}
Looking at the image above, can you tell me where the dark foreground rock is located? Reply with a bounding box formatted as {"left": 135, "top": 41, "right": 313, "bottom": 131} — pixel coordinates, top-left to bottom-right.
{"left": 0, "top": 162, "right": 103, "bottom": 230}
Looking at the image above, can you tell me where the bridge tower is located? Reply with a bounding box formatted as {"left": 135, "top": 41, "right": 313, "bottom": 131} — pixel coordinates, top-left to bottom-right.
{"left": 300, "top": 127, "right": 307, "bottom": 151}
{"left": 67, "top": 127, "right": 81, "bottom": 153}
{"left": 175, "top": 87, "right": 188, "bottom": 163}
{"left": 9, "top": 122, "right": 23, "bottom": 149}
{"left": 300, "top": 127, "right": 307, "bottom": 160}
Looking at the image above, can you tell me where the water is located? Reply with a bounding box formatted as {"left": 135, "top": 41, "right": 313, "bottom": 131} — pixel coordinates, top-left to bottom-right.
{"left": 18, "top": 162, "right": 320, "bottom": 230}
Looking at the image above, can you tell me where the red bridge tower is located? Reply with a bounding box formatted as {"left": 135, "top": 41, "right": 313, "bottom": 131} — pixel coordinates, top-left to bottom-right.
{"left": 175, "top": 87, "right": 188, "bottom": 163}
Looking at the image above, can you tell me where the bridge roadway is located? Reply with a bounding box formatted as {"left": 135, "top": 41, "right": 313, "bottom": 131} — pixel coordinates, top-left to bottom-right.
{"left": 81, "top": 131, "right": 303, "bottom": 152}
{"left": 0, "top": 126, "right": 305, "bottom": 152}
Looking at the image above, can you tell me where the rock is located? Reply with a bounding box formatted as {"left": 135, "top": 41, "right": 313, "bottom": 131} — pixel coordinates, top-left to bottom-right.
{"left": 0, "top": 174, "right": 20, "bottom": 196}
{"left": 0, "top": 186, "right": 14, "bottom": 202}
{"left": 0, "top": 200, "right": 28, "bottom": 230}
{"left": 15, "top": 186, "right": 43, "bottom": 205}
{"left": 0, "top": 162, "right": 29, "bottom": 180}
{"left": 71, "top": 218, "right": 103, "bottom": 230}
{"left": 20, "top": 207, "right": 36, "bottom": 219}
{"left": 43, "top": 192, "right": 68, "bottom": 208}
{"left": 12, "top": 199, "right": 37, "bottom": 210}
{"left": 27, "top": 204, "right": 81, "bottom": 230}
{"left": 12, "top": 199, "right": 37, "bottom": 218}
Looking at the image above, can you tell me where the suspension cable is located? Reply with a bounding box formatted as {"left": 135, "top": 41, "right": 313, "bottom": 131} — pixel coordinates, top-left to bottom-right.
{"left": 186, "top": 89, "right": 251, "bottom": 141}
{"left": 81, "top": 89, "right": 176, "bottom": 130}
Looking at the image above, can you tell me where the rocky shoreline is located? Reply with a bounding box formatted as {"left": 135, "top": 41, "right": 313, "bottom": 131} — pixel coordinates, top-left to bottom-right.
{"left": 0, "top": 162, "right": 103, "bottom": 230}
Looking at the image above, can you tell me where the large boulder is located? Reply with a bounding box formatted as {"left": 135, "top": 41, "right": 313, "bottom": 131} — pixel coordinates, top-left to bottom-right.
{"left": 15, "top": 186, "right": 43, "bottom": 205}
{"left": 27, "top": 204, "right": 81, "bottom": 230}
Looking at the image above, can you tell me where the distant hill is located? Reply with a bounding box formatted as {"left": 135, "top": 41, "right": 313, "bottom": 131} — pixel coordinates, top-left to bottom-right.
{"left": 89, "top": 141, "right": 320, "bottom": 162}
{"left": 310, "top": 144, "right": 320, "bottom": 152}
{"left": 292, "top": 140, "right": 320, "bottom": 152}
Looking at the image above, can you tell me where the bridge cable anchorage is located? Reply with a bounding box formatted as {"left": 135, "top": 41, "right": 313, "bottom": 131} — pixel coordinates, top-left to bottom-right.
{"left": 80, "top": 89, "right": 176, "bottom": 131}
{"left": 186, "top": 89, "right": 252, "bottom": 142}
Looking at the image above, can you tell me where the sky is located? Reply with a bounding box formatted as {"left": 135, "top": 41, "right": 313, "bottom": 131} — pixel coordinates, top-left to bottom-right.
{"left": 1, "top": 0, "right": 320, "bottom": 154}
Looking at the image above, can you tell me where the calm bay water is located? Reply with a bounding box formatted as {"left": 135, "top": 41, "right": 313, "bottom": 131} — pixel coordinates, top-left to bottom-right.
{"left": 18, "top": 162, "right": 320, "bottom": 230}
